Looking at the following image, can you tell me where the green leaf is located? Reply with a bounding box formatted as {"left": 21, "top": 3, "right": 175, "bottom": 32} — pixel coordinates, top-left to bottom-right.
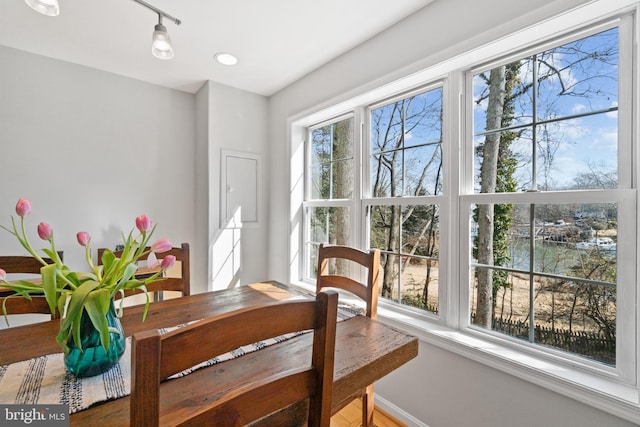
{"left": 141, "top": 291, "right": 150, "bottom": 322}
{"left": 41, "top": 248, "right": 57, "bottom": 262}
{"left": 120, "top": 279, "right": 144, "bottom": 290}
{"left": 118, "top": 263, "right": 139, "bottom": 286}
{"left": 101, "top": 250, "right": 116, "bottom": 270}
{"left": 115, "top": 292, "right": 125, "bottom": 317}
{"left": 57, "top": 292, "right": 70, "bottom": 318}
{"left": 2, "top": 298, "right": 11, "bottom": 326}
{"left": 0, "top": 280, "right": 44, "bottom": 292}
{"left": 58, "top": 280, "right": 100, "bottom": 352}
{"left": 41, "top": 263, "right": 59, "bottom": 315}
{"left": 84, "top": 290, "right": 112, "bottom": 351}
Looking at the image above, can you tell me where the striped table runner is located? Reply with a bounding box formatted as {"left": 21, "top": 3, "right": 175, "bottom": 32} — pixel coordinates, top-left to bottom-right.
{"left": 0, "top": 302, "right": 361, "bottom": 414}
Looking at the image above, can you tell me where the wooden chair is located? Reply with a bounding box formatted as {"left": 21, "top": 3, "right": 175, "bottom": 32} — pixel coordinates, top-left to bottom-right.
{"left": 0, "top": 253, "right": 62, "bottom": 318}
{"left": 97, "top": 243, "right": 190, "bottom": 301}
{"left": 316, "top": 243, "right": 380, "bottom": 427}
{"left": 130, "top": 290, "right": 339, "bottom": 427}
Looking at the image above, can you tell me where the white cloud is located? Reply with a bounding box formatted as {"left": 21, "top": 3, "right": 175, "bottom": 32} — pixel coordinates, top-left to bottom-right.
{"left": 571, "top": 103, "right": 587, "bottom": 114}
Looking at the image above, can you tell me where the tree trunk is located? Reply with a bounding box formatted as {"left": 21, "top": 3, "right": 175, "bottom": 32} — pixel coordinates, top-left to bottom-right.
{"left": 382, "top": 206, "right": 399, "bottom": 298}
{"left": 475, "top": 66, "right": 507, "bottom": 327}
{"left": 333, "top": 119, "right": 352, "bottom": 275}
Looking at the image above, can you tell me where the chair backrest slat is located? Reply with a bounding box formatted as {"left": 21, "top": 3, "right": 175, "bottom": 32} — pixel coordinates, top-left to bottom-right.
{"left": 130, "top": 290, "right": 338, "bottom": 427}
{"left": 316, "top": 243, "right": 380, "bottom": 319}
{"left": 0, "top": 253, "right": 61, "bottom": 274}
{"left": 0, "top": 253, "right": 63, "bottom": 317}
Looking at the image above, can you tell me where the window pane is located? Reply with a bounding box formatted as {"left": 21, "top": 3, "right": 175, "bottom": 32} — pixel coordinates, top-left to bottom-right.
{"left": 471, "top": 267, "right": 615, "bottom": 365}
{"left": 400, "top": 258, "right": 439, "bottom": 313}
{"left": 371, "top": 204, "right": 439, "bottom": 315}
{"left": 371, "top": 151, "right": 401, "bottom": 197}
{"left": 405, "top": 145, "right": 443, "bottom": 196}
{"left": 473, "top": 59, "right": 534, "bottom": 135}
{"left": 310, "top": 117, "right": 353, "bottom": 199}
{"left": 307, "top": 206, "right": 351, "bottom": 281}
{"left": 311, "top": 163, "right": 330, "bottom": 199}
{"left": 470, "top": 202, "right": 617, "bottom": 364}
{"left": 473, "top": 29, "right": 619, "bottom": 193}
{"left": 473, "top": 129, "right": 530, "bottom": 193}
{"left": 536, "top": 28, "right": 618, "bottom": 120}
{"left": 371, "top": 87, "right": 443, "bottom": 197}
{"left": 308, "top": 206, "right": 351, "bottom": 246}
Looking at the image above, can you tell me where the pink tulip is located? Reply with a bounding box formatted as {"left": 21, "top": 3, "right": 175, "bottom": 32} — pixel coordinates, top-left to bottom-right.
{"left": 0, "top": 268, "right": 6, "bottom": 281}
{"left": 160, "top": 255, "right": 176, "bottom": 270}
{"left": 15, "top": 198, "right": 32, "bottom": 217}
{"left": 135, "top": 214, "right": 153, "bottom": 233}
{"left": 150, "top": 238, "right": 172, "bottom": 254}
{"left": 146, "top": 252, "right": 159, "bottom": 269}
{"left": 76, "top": 231, "right": 91, "bottom": 247}
{"left": 37, "top": 222, "right": 53, "bottom": 241}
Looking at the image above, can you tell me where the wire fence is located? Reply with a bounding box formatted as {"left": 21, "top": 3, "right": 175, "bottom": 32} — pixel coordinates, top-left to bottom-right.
{"left": 473, "top": 313, "right": 616, "bottom": 365}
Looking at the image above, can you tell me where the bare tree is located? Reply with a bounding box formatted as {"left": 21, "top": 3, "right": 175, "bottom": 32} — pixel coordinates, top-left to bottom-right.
{"left": 370, "top": 93, "right": 443, "bottom": 301}
{"left": 473, "top": 28, "right": 618, "bottom": 331}
{"left": 475, "top": 66, "right": 507, "bottom": 327}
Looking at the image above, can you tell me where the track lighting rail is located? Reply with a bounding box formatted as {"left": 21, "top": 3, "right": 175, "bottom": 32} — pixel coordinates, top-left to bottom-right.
{"left": 132, "top": 0, "right": 181, "bottom": 25}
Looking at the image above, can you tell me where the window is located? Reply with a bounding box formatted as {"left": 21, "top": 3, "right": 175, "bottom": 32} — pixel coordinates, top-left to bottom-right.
{"left": 292, "top": 3, "right": 637, "bottom": 413}
{"left": 368, "top": 87, "right": 443, "bottom": 313}
{"left": 467, "top": 26, "right": 629, "bottom": 367}
{"left": 305, "top": 116, "right": 355, "bottom": 278}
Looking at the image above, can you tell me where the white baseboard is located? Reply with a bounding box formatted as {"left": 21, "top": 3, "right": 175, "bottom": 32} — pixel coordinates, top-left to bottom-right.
{"left": 375, "top": 394, "right": 430, "bottom": 427}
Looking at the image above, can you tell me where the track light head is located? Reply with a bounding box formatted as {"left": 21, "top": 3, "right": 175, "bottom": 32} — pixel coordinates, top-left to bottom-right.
{"left": 133, "top": 1, "right": 180, "bottom": 60}
{"left": 152, "top": 17, "right": 174, "bottom": 60}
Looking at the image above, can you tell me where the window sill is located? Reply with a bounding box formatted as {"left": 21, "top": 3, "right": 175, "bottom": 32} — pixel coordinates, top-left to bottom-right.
{"left": 384, "top": 307, "right": 640, "bottom": 424}
{"left": 291, "top": 280, "right": 640, "bottom": 424}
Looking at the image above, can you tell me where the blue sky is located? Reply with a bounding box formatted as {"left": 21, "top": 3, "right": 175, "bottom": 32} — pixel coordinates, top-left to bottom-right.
{"left": 472, "top": 27, "right": 619, "bottom": 191}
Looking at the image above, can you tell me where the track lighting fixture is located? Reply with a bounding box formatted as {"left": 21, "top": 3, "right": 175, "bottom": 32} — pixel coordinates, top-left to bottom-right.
{"left": 152, "top": 15, "right": 174, "bottom": 59}
{"left": 24, "top": 0, "right": 60, "bottom": 16}
{"left": 132, "top": 0, "right": 181, "bottom": 60}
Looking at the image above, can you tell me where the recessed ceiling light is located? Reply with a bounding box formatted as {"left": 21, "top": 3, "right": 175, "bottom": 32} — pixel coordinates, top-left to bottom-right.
{"left": 214, "top": 52, "right": 238, "bottom": 66}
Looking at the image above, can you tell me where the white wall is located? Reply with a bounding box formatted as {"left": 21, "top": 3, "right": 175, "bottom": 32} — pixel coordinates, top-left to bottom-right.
{"left": 193, "top": 81, "right": 210, "bottom": 293}
{"left": 0, "top": 45, "right": 271, "bottom": 298}
{"left": 268, "top": 0, "right": 636, "bottom": 425}
{"left": 377, "top": 341, "right": 635, "bottom": 427}
{"left": 199, "top": 81, "right": 270, "bottom": 291}
{"left": 0, "top": 45, "right": 195, "bottom": 274}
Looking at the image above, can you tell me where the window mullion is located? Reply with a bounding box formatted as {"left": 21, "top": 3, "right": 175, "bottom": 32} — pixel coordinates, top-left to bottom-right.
{"left": 352, "top": 107, "right": 363, "bottom": 250}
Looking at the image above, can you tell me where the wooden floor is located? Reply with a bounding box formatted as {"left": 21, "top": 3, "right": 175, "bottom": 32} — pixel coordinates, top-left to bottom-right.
{"left": 331, "top": 399, "right": 407, "bottom": 427}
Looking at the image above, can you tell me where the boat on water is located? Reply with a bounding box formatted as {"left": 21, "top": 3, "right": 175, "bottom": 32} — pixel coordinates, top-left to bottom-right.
{"left": 575, "top": 237, "right": 617, "bottom": 251}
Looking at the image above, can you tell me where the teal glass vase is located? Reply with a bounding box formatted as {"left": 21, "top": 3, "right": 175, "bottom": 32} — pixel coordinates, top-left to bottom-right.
{"left": 63, "top": 301, "right": 126, "bottom": 377}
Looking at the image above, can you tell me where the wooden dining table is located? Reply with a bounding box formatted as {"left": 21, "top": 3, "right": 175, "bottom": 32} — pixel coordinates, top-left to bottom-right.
{"left": 0, "top": 281, "right": 418, "bottom": 425}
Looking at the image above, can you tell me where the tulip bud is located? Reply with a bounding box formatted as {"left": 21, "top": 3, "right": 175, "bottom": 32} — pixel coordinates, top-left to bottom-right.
{"left": 146, "top": 252, "right": 159, "bottom": 269}
{"left": 150, "top": 238, "right": 172, "bottom": 254}
{"left": 37, "top": 222, "right": 53, "bottom": 241}
{"left": 135, "top": 214, "right": 153, "bottom": 233}
{"left": 0, "top": 268, "right": 6, "bottom": 281}
{"left": 160, "top": 255, "right": 176, "bottom": 270}
{"left": 76, "top": 231, "right": 91, "bottom": 247}
{"left": 15, "top": 198, "right": 32, "bottom": 217}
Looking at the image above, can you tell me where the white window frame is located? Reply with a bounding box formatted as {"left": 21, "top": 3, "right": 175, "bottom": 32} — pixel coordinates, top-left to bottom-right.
{"left": 460, "top": 17, "right": 636, "bottom": 381}
{"left": 302, "top": 112, "right": 361, "bottom": 280}
{"left": 362, "top": 81, "right": 446, "bottom": 312}
{"left": 288, "top": 0, "right": 640, "bottom": 421}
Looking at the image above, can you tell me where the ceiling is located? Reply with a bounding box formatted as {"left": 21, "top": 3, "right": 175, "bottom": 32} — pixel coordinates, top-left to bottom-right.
{"left": 0, "top": 0, "right": 434, "bottom": 96}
